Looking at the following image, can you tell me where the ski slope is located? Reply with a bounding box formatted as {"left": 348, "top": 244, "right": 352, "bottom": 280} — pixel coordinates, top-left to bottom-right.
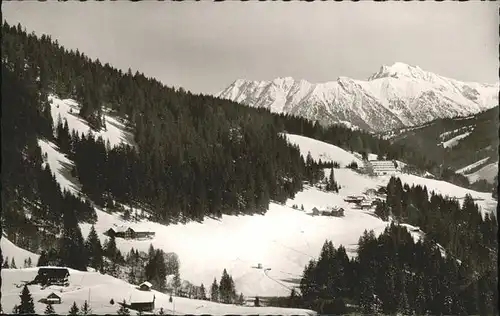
{"left": 1, "top": 268, "right": 316, "bottom": 315}
{"left": 282, "top": 133, "right": 362, "bottom": 166}
{"left": 49, "top": 95, "right": 134, "bottom": 148}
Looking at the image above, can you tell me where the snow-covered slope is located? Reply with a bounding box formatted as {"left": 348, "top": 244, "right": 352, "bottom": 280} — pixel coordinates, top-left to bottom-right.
{"left": 282, "top": 133, "right": 362, "bottom": 166}
{"left": 1, "top": 268, "right": 316, "bottom": 315}
{"left": 218, "top": 62, "right": 498, "bottom": 132}
{"left": 49, "top": 95, "right": 134, "bottom": 148}
{"left": 1, "top": 236, "right": 40, "bottom": 267}
{"left": 32, "top": 131, "right": 497, "bottom": 298}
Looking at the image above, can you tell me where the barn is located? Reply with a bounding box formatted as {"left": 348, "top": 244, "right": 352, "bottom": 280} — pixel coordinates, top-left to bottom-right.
{"left": 39, "top": 292, "right": 62, "bottom": 305}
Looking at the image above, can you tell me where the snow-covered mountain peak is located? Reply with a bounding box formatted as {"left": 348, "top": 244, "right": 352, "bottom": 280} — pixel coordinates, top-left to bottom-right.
{"left": 368, "top": 62, "right": 428, "bottom": 81}
{"left": 218, "top": 64, "right": 498, "bottom": 132}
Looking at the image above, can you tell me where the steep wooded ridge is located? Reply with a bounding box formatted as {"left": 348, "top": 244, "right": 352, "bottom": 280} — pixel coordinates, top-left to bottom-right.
{"left": 218, "top": 62, "right": 498, "bottom": 132}
{"left": 381, "top": 107, "right": 499, "bottom": 189}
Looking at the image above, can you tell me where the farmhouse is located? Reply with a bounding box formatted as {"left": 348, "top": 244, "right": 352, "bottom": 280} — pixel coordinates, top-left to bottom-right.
{"left": 32, "top": 267, "right": 70, "bottom": 286}
{"left": 39, "top": 292, "right": 62, "bottom": 305}
{"left": 120, "top": 292, "right": 156, "bottom": 312}
{"left": 105, "top": 226, "right": 155, "bottom": 239}
{"left": 367, "top": 160, "right": 398, "bottom": 176}
{"left": 138, "top": 281, "right": 153, "bottom": 291}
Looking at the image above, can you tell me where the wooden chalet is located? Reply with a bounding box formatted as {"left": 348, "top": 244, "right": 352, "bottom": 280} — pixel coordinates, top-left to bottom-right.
{"left": 39, "top": 292, "right": 62, "bottom": 305}
{"left": 32, "top": 267, "right": 70, "bottom": 286}
{"left": 120, "top": 292, "right": 156, "bottom": 312}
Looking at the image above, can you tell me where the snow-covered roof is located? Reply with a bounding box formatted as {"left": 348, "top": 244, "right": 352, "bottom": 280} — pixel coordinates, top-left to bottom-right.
{"left": 139, "top": 281, "right": 152, "bottom": 288}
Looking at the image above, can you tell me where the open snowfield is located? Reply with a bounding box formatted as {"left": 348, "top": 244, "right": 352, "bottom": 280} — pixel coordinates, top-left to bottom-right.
{"left": 49, "top": 95, "right": 134, "bottom": 148}
{"left": 1, "top": 268, "right": 316, "bottom": 315}
{"left": 38, "top": 139, "right": 81, "bottom": 195}
{"left": 1, "top": 236, "right": 40, "bottom": 267}
{"left": 21, "top": 115, "right": 498, "bottom": 299}
{"left": 464, "top": 162, "right": 498, "bottom": 184}
{"left": 282, "top": 133, "right": 362, "bottom": 167}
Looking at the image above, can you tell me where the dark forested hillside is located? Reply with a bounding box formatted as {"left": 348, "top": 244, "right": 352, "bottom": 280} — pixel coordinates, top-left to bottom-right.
{"left": 291, "top": 177, "right": 498, "bottom": 315}
{"left": 381, "top": 107, "right": 499, "bottom": 186}
{"left": 1, "top": 21, "right": 317, "bottom": 226}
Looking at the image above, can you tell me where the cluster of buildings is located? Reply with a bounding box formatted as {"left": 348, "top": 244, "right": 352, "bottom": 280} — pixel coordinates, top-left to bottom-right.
{"left": 33, "top": 267, "right": 156, "bottom": 313}
{"left": 312, "top": 206, "right": 345, "bottom": 217}
{"left": 105, "top": 226, "right": 155, "bottom": 240}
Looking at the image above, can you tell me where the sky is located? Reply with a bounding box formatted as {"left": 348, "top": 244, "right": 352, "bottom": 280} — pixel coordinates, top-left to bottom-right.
{"left": 3, "top": 1, "right": 498, "bottom": 95}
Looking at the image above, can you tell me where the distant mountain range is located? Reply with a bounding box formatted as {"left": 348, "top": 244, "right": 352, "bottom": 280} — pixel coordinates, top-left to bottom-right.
{"left": 381, "top": 106, "right": 499, "bottom": 185}
{"left": 217, "top": 62, "right": 498, "bottom": 132}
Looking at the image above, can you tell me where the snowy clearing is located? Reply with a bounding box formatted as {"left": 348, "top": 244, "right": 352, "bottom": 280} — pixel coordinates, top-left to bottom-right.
{"left": 465, "top": 162, "right": 498, "bottom": 184}
{"left": 1, "top": 236, "right": 40, "bottom": 267}
{"left": 38, "top": 139, "right": 81, "bottom": 195}
{"left": 49, "top": 95, "right": 134, "bottom": 148}
{"left": 281, "top": 133, "right": 362, "bottom": 167}
{"left": 456, "top": 157, "right": 490, "bottom": 174}
{"left": 440, "top": 131, "right": 472, "bottom": 148}
{"left": 1, "top": 268, "right": 316, "bottom": 315}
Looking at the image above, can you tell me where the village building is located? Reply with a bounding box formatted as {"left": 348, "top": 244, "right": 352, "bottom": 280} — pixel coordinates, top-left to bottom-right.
{"left": 366, "top": 160, "right": 398, "bottom": 176}
{"left": 120, "top": 291, "right": 156, "bottom": 312}
{"left": 105, "top": 226, "right": 155, "bottom": 239}
{"left": 39, "top": 292, "right": 62, "bottom": 305}
{"left": 138, "top": 281, "right": 153, "bottom": 291}
{"left": 32, "top": 267, "right": 70, "bottom": 286}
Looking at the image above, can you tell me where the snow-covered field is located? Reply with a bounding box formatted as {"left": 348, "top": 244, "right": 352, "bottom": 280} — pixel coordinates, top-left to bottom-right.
{"left": 49, "top": 95, "right": 134, "bottom": 148}
{"left": 464, "top": 162, "right": 498, "bottom": 184}
{"left": 1, "top": 268, "right": 316, "bottom": 315}
{"left": 1, "top": 236, "right": 40, "bottom": 267}
{"left": 282, "top": 133, "right": 362, "bottom": 166}
{"left": 440, "top": 131, "right": 472, "bottom": 148}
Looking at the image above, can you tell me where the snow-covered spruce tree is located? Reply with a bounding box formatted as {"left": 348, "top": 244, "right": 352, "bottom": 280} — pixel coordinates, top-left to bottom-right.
{"left": 11, "top": 257, "right": 17, "bottom": 269}
{"left": 210, "top": 278, "right": 219, "bottom": 302}
{"left": 18, "top": 285, "right": 35, "bottom": 314}
{"left": 68, "top": 302, "right": 80, "bottom": 316}
{"left": 81, "top": 300, "right": 92, "bottom": 315}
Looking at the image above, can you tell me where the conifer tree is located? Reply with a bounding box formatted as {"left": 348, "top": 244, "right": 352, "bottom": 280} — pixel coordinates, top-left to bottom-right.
{"left": 2, "top": 257, "right": 9, "bottom": 268}
{"left": 68, "top": 302, "right": 80, "bottom": 316}
{"left": 27, "top": 257, "right": 32, "bottom": 268}
{"left": 11, "top": 257, "right": 17, "bottom": 269}
{"left": 85, "top": 225, "right": 103, "bottom": 270}
{"left": 44, "top": 303, "right": 55, "bottom": 315}
{"left": 18, "top": 285, "right": 35, "bottom": 314}
{"left": 210, "top": 278, "right": 219, "bottom": 302}
{"left": 81, "top": 300, "right": 92, "bottom": 315}
{"left": 200, "top": 283, "right": 207, "bottom": 300}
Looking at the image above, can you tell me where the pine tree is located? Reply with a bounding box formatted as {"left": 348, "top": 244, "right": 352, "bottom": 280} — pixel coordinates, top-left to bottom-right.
{"left": 68, "top": 302, "right": 80, "bottom": 315}
{"left": 173, "top": 269, "right": 181, "bottom": 294}
{"left": 200, "top": 283, "right": 207, "bottom": 300}
{"left": 117, "top": 300, "right": 130, "bottom": 315}
{"left": 27, "top": 257, "right": 32, "bottom": 268}
{"left": 81, "top": 300, "right": 92, "bottom": 315}
{"left": 18, "top": 285, "right": 35, "bottom": 314}
{"left": 85, "top": 225, "right": 103, "bottom": 270}
{"left": 11, "top": 257, "right": 17, "bottom": 269}
{"left": 2, "top": 256, "right": 9, "bottom": 268}
{"left": 44, "top": 303, "right": 55, "bottom": 315}
{"left": 211, "top": 278, "right": 219, "bottom": 302}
